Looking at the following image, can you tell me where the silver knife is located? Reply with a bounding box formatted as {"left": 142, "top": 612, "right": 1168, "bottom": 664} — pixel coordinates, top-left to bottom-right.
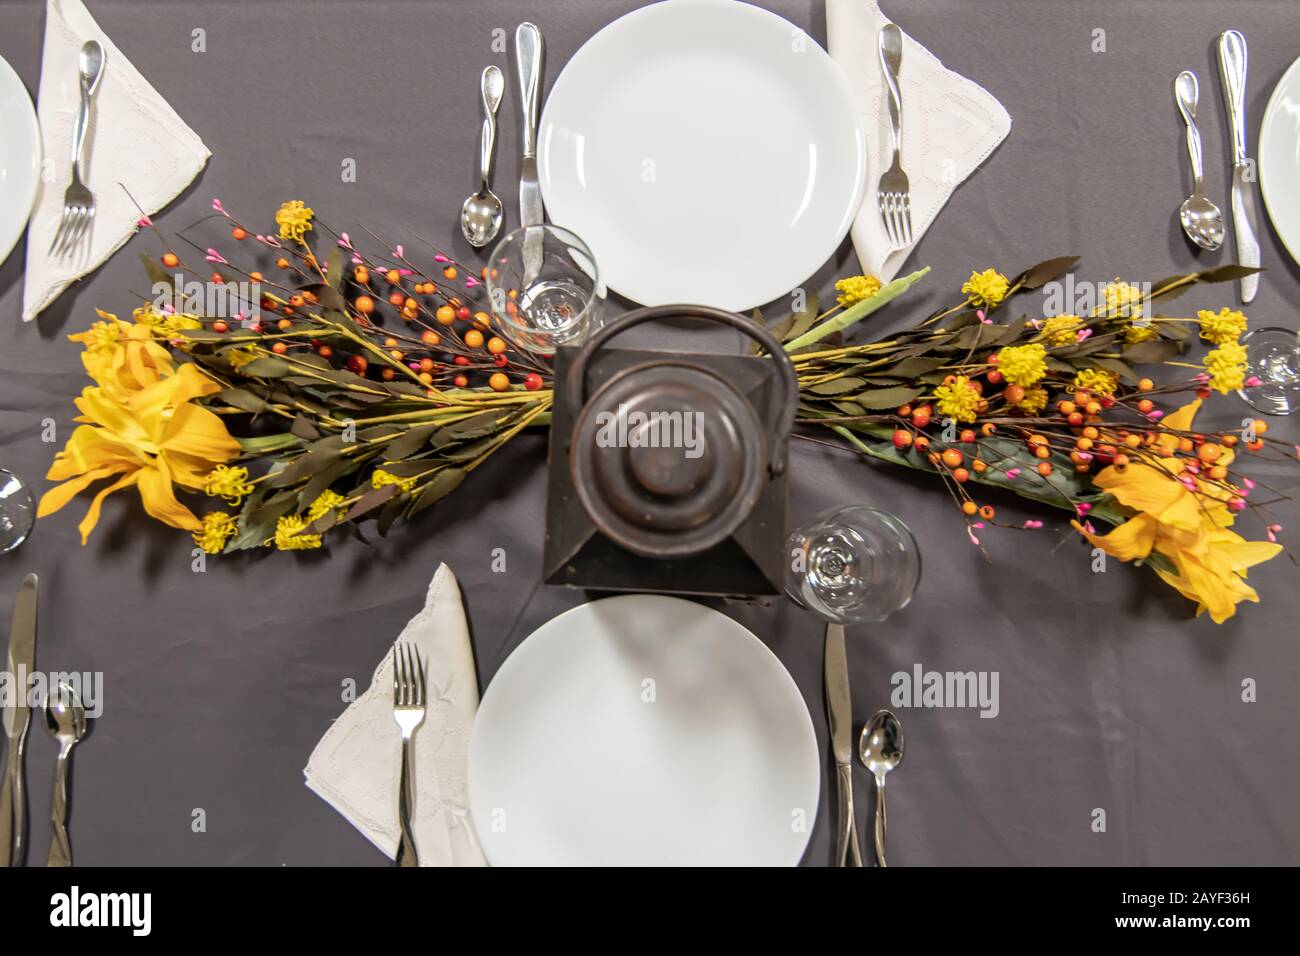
{"left": 0, "top": 573, "right": 38, "bottom": 867}
{"left": 515, "top": 22, "right": 545, "bottom": 284}
{"left": 824, "top": 623, "right": 862, "bottom": 866}
{"left": 1218, "top": 29, "right": 1261, "bottom": 304}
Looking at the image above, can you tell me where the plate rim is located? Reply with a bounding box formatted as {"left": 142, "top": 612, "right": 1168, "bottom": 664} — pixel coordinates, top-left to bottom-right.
{"left": 536, "top": 0, "right": 866, "bottom": 311}
{"left": 467, "top": 592, "right": 821, "bottom": 866}
{"left": 1259, "top": 53, "right": 1300, "bottom": 269}
{"left": 0, "top": 54, "right": 41, "bottom": 269}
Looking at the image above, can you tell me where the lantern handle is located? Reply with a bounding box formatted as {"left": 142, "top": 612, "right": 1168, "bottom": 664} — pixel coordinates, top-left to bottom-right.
{"left": 565, "top": 305, "right": 797, "bottom": 475}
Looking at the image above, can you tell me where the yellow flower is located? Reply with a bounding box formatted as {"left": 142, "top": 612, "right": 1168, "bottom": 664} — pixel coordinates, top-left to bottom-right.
{"left": 203, "top": 464, "right": 254, "bottom": 505}
{"left": 834, "top": 275, "right": 882, "bottom": 307}
{"left": 224, "top": 347, "right": 259, "bottom": 370}
{"left": 372, "top": 469, "right": 416, "bottom": 492}
{"left": 275, "top": 200, "right": 314, "bottom": 243}
{"left": 1197, "top": 308, "right": 1247, "bottom": 346}
{"left": 1015, "top": 386, "right": 1049, "bottom": 415}
{"left": 135, "top": 304, "right": 202, "bottom": 338}
{"left": 71, "top": 310, "right": 175, "bottom": 400}
{"left": 1072, "top": 399, "right": 1280, "bottom": 623}
{"left": 1204, "top": 342, "right": 1247, "bottom": 394}
{"left": 1099, "top": 280, "right": 1145, "bottom": 320}
{"left": 193, "top": 511, "right": 238, "bottom": 554}
{"left": 1124, "top": 322, "right": 1159, "bottom": 345}
{"left": 961, "top": 269, "right": 1010, "bottom": 309}
{"left": 1072, "top": 367, "right": 1119, "bottom": 396}
{"left": 37, "top": 363, "right": 242, "bottom": 544}
{"left": 1038, "top": 315, "right": 1082, "bottom": 347}
{"left": 934, "top": 375, "right": 981, "bottom": 423}
{"left": 307, "top": 489, "right": 346, "bottom": 522}
{"left": 268, "top": 514, "right": 322, "bottom": 551}
{"left": 997, "top": 343, "right": 1047, "bottom": 387}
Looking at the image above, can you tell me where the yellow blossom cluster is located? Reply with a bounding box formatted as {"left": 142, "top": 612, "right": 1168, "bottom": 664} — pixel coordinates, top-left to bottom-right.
{"left": 834, "top": 274, "right": 882, "bottom": 307}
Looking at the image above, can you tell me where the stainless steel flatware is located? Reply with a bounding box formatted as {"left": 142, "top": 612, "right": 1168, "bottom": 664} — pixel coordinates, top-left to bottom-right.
{"left": 44, "top": 681, "right": 86, "bottom": 868}
{"left": 515, "top": 22, "right": 545, "bottom": 283}
{"left": 461, "top": 65, "right": 506, "bottom": 248}
{"left": 1173, "top": 71, "right": 1225, "bottom": 251}
{"left": 0, "top": 573, "right": 38, "bottom": 867}
{"left": 859, "top": 709, "right": 903, "bottom": 867}
{"left": 1218, "top": 29, "right": 1261, "bottom": 303}
{"left": 876, "top": 22, "right": 911, "bottom": 249}
{"left": 49, "top": 40, "right": 105, "bottom": 258}
{"left": 824, "top": 623, "right": 862, "bottom": 866}
{"left": 391, "top": 641, "right": 426, "bottom": 868}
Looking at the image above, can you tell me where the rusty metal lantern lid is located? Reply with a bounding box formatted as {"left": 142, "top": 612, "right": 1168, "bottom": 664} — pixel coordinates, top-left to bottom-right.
{"left": 565, "top": 305, "right": 796, "bottom": 560}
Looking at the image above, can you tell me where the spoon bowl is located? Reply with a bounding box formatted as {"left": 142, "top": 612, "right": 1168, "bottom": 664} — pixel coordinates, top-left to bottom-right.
{"left": 461, "top": 189, "right": 504, "bottom": 248}
{"left": 1179, "top": 194, "right": 1226, "bottom": 251}
{"left": 858, "top": 709, "right": 904, "bottom": 867}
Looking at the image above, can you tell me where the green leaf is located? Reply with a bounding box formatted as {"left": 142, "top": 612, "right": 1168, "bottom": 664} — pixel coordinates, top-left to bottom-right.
{"left": 290, "top": 415, "right": 322, "bottom": 440}
{"left": 1015, "top": 256, "right": 1079, "bottom": 290}
{"left": 237, "top": 432, "right": 301, "bottom": 454}
{"left": 781, "top": 292, "right": 822, "bottom": 344}
{"left": 431, "top": 411, "right": 506, "bottom": 448}
{"left": 807, "top": 377, "right": 865, "bottom": 396}
{"left": 852, "top": 385, "right": 924, "bottom": 409}
{"left": 1122, "top": 339, "right": 1183, "bottom": 364}
{"left": 219, "top": 388, "right": 271, "bottom": 413}
{"left": 407, "top": 468, "right": 467, "bottom": 517}
{"left": 342, "top": 484, "right": 400, "bottom": 522}
{"left": 240, "top": 356, "right": 292, "bottom": 378}
{"left": 326, "top": 247, "right": 345, "bottom": 288}
{"left": 383, "top": 423, "right": 438, "bottom": 460}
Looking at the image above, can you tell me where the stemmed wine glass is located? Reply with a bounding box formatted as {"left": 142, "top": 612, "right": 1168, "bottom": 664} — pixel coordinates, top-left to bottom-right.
{"left": 1237, "top": 327, "right": 1300, "bottom": 415}
{"left": 0, "top": 469, "right": 34, "bottom": 553}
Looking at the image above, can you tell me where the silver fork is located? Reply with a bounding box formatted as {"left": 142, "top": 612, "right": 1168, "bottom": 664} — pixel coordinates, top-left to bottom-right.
{"left": 49, "top": 40, "right": 106, "bottom": 258}
{"left": 391, "top": 641, "right": 426, "bottom": 867}
{"left": 876, "top": 23, "right": 911, "bottom": 249}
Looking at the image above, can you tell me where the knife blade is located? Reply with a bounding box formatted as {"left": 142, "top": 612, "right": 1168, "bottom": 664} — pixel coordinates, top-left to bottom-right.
{"left": 1218, "top": 29, "right": 1260, "bottom": 303}
{"left": 515, "top": 22, "right": 544, "bottom": 284}
{"left": 0, "top": 573, "right": 38, "bottom": 867}
{"left": 824, "top": 623, "right": 862, "bottom": 866}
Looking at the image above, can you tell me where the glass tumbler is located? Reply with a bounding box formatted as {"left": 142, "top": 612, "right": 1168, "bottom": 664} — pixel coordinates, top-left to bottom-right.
{"left": 485, "top": 224, "right": 605, "bottom": 355}
{"left": 785, "top": 505, "right": 921, "bottom": 624}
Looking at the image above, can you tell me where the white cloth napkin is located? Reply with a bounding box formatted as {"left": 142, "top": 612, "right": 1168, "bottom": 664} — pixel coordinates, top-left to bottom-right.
{"left": 23, "top": 0, "right": 210, "bottom": 321}
{"left": 304, "top": 564, "right": 487, "bottom": 866}
{"left": 827, "top": 0, "right": 1011, "bottom": 282}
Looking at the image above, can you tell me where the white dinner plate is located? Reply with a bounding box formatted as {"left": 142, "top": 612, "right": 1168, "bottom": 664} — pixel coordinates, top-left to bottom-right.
{"left": 1259, "top": 55, "right": 1300, "bottom": 267}
{"left": 0, "top": 55, "right": 40, "bottom": 269}
{"left": 537, "top": 0, "right": 866, "bottom": 311}
{"left": 468, "top": 594, "right": 820, "bottom": 866}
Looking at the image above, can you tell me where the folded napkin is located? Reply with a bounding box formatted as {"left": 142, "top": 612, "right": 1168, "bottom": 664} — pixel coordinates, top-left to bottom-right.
{"left": 23, "top": 0, "right": 210, "bottom": 321}
{"left": 827, "top": 0, "right": 1011, "bottom": 282}
{"left": 304, "top": 564, "right": 487, "bottom": 867}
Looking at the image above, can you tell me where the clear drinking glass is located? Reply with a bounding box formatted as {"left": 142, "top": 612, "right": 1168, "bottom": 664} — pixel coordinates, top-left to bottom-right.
{"left": 0, "top": 468, "right": 34, "bottom": 553}
{"left": 485, "top": 224, "right": 605, "bottom": 355}
{"left": 785, "top": 505, "right": 921, "bottom": 624}
{"left": 1237, "top": 327, "right": 1300, "bottom": 415}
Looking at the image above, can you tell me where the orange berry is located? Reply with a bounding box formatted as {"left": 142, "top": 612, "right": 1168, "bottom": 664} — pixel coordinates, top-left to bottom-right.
{"left": 473, "top": 311, "right": 492, "bottom": 329}
{"left": 161, "top": 252, "right": 180, "bottom": 268}
{"left": 1197, "top": 443, "right": 1223, "bottom": 463}
{"left": 384, "top": 337, "right": 399, "bottom": 348}
{"left": 389, "top": 291, "right": 405, "bottom": 306}
{"left": 385, "top": 269, "right": 400, "bottom": 285}
{"left": 972, "top": 458, "right": 987, "bottom": 473}
{"left": 1112, "top": 453, "right": 1130, "bottom": 469}
{"left": 443, "top": 266, "right": 458, "bottom": 280}
{"left": 978, "top": 505, "right": 995, "bottom": 520}
{"left": 389, "top": 350, "right": 404, "bottom": 361}
{"left": 1138, "top": 378, "right": 1155, "bottom": 391}
{"left": 962, "top": 501, "right": 979, "bottom": 516}
{"left": 418, "top": 372, "right": 434, "bottom": 386}
{"left": 1177, "top": 438, "right": 1194, "bottom": 454}
{"left": 419, "top": 358, "right": 435, "bottom": 373}
{"left": 277, "top": 318, "right": 293, "bottom": 331}
{"left": 212, "top": 320, "right": 229, "bottom": 333}
{"left": 1037, "top": 461, "right": 1054, "bottom": 476}
{"left": 488, "top": 372, "right": 510, "bottom": 392}
{"left": 464, "top": 329, "right": 485, "bottom": 349}
{"left": 980, "top": 423, "right": 996, "bottom": 437}
{"left": 354, "top": 295, "right": 376, "bottom": 315}
{"left": 354, "top": 266, "right": 370, "bottom": 284}
{"left": 250, "top": 271, "right": 264, "bottom": 282}
{"left": 271, "top": 342, "right": 288, "bottom": 354}
{"left": 276, "top": 257, "right": 290, "bottom": 270}
{"left": 892, "top": 429, "right": 913, "bottom": 450}
{"left": 952, "top": 467, "right": 970, "bottom": 483}
{"left": 1076, "top": 437, "right": 1093, "bottom": 451}
{"left": 487, "top": 336, "right": 508, "bottom": 355}
{"left": 1082, "top": 426, "right": 1099, "bottom": 441}
{"left": 421, "top": 330, "right": 441, "bottom": 346}
{"left": 231, "top": 227, "right": 248, "bottom": 240}
{"left": 913, "top": 435, "right": 930, "bottom": 454}
{"left": 435, "top": 305, "right": 456, "bottom": 326}
{"left": 1034, "top": 446, "right": 1051, "bottom": 460}
{"left": 959, "top": 429, "right": 976, "bottom": 444}
{"left": 453, "top": 374, "right": 469, "bottom": 388}
{"left": 404, "top": 298, "right": 418, "bottom": 311}
{"left": 1208, "top": 465, "right": 1228, "bottom": 481}
{"left": 1253, "top": 419, "right": 1269, "bottom": 435}
{"left": 941, "top": 448, "right": 963, "bottom": 468}
{"left": 289, "top": 294, "right": 305, "bottom": 308}
{"left": 897, "top": 404, "right": 913, "bottom": 417}
{"left": 1058, "top": 400, "right": 1076, "bottom": 415}
{"left": 381, "top": 368, "right": 396, "bottom": 381}
{"left": 1004, "top": 385, "right": 1026, "bottom": 404}
{"left": 1085, "top": 401, "right": 1101, "bottom": 415}
{"left": 1124, "top": 434, "right": 1142, "bottom": 448}
{"left": 317, "top": 345, "right": 333, "bottom": 358}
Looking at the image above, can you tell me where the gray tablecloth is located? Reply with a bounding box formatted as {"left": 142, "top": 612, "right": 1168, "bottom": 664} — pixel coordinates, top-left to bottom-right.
{"left": 0, "top": 0, "right": 1296, "bottom": 866}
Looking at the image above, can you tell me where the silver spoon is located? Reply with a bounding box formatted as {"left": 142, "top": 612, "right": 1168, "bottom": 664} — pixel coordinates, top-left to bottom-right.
{"left": 1174, "top": 70, "right": 1225, "bottom": 251}
{"left": 44, "top": 681, "right": 87, "bottom": 867}
{"left": 858, "top": 709, "right": 904, "bottom": 867}
{"left": 461, "top": 65, "right": 506, "bottom": 248}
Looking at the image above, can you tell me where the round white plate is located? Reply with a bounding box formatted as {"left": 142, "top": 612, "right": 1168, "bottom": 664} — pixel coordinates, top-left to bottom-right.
{"left": 538, "top": 0, "right": 866, "bottom": 311}
{"left": 0, "top": 56, "right": 40, "bottom": 269}
{"left": 468, "top": 594, "right": 820, "bottom": 866}
{"left": 1259, "top": 55, "right": 1300, "bottom": 267}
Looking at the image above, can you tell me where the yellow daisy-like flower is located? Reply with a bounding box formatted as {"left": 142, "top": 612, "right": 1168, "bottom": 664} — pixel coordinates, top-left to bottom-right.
{"left": 1072, "top": 367, "right": 1119, "bottom": 396}
{"left": 1124, "top": 322, "right": 1159, "bottom": 344}
{"left": 933, "top": 375, "right": 982, "bottom": 423}
{"left": 72, "top": 316, "right": 126, "bottom": 355}
{"left": 224, "top": 347, "right": 259, "bottom": 370}
{"left": 961, "top": 268, "right": 1010, "bottom": 309}
{"left": 1204, "top": 342, "right": 1247, "bottom": 394}
{"left": 996, "top": 343, "right": 1047, "bottom": 387}
{"left": 1197, "top": 308, "right": 1247, "bottom": 346}
{"left": 834, "top": 274, "right": 883, "bottom": 307}
{"left": 307, "top": 489, "right": 347, "bottom": 522}
{"left": 132, "top": 304, "right": 202, "bottom": 337}
{"left": 275, "top": 200, "right": 314, "bottom": 243}
{"left": 1038, "top": 314, "right": 1082, "bottom": 347}
{"left": 193, "top": 511, "right": 238, "bottom": 554}
{"left": 1100, "top": 280, "right": 1146, "bottom": 320}
{"left": 371, "top": 468, "right": 416, "bottom": 492}
{"left": 268, "top": 514, "right": 322, "bottom": 551}
{"left": 1015, "top": 387, "right": 1049, "bottom": 415}
{"left": 203, "top": 464, "right": 254, "bottom": 506}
